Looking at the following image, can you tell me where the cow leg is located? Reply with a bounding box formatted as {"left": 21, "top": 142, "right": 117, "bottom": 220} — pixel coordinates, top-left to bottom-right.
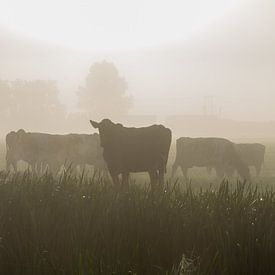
{"left": 206, "top": 167, "right": 212, "bottom": 176}
{"left": 78, "top": 164, "right": 83, "bottom": 173}
{"left": 6, "top": 161, "right": 12, "bottom": 172}
{"left": 102, "top": 168, "right": 109, "bottom": 180}
{"left": 148, "top": 170, "right": 158, "bottom": 191}
{"left": 12, "top": 161, "right": 17, "bottom": 173}
{"left": 159, "top": 168, "right": 165, "bottom": 186}
{"left": 171, "top": 162, "right": 179, "bottom": 178}
{"left": 180, "top": 165, "right": 188, "bottom": 180}
{"left": 255, "top": 164, "right": 261, "bottom": 177}
{"left": 110, "top": 172, "right": 119, "bottom": 186}
{"left": 122, "top": 172, "right": 130, "bottom": 187}
{"left": 215, "top": 166, "right": 225, "bottom": 179}
{"left": 93, "top": 166, "right": 99, "bottom": 177}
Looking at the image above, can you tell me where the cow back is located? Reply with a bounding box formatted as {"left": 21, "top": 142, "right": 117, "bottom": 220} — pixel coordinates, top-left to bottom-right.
{"left": 102, "top": 124, "right": 171, "bottom": 173}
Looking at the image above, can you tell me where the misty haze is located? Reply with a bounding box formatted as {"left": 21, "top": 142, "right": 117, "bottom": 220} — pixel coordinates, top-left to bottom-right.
{"left": 0, "top": 0, "right": 275, "bottom": 274}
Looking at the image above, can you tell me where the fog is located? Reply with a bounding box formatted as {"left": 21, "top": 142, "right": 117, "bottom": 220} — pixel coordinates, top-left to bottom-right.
{"left": 0, "top": 0, "right": 275, "bottom": 137}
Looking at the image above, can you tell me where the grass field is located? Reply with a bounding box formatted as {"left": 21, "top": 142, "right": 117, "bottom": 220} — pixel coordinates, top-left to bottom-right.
{"left": 0, "top": 172, "right": 275, "bottom": 274}
{"left": 0, "top": 139, "right": 275, "bottom": 274}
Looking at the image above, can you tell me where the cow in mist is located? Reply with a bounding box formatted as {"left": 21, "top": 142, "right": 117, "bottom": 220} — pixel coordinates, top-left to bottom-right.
{"left": 236, "top": 143, "right": 265, "bottom": 176}
{"left": 6, "top": 130, "right": 36, "bottom": 172}
{"left": 6, "top": 129, "right": 106, "bottom": 174}
{"left": 210, "top": 143, "right": 265, "bottom": 177}
{"left": 172, "top": 137, "right": 251, "bottom": 180}
{"left": 90, "top": 119, "right": 172, "bottom": 187}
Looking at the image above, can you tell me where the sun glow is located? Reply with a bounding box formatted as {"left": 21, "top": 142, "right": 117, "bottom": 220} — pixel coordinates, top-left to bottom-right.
{"left": 1, "top": 0, "right": 239, "bottom": 51}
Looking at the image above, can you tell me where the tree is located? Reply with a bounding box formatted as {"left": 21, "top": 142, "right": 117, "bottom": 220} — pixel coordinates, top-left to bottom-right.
{"left": 0, "top": 79, "right": 66, "bottom": 132}
{"left": 78, "top": 61, "right": 132, "bottom": 119}
{"left": 10, "top": 80, "right": 65, "bottom": 118}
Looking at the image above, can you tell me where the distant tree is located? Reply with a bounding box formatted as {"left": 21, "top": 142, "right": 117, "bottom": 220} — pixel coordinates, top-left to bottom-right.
{"left": 0, "top": 79, "right": 66, "bottom": 132}
{"left": 78, "top": 61, "right": 132, "bottom": 119}
{"left": 11, "top": 80, "right": 65, "bottom": 117}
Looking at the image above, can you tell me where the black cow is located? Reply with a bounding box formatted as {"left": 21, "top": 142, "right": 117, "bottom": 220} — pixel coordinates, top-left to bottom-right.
{"left": 172, "top": 137, "right": 251, "bottom": 180}
{"left": 6, "top": 130, "right": 106, "bottom": 174}
{"left": 90, "top": 119, "right": 172, "bottom": 187}
{"left": 226, "top": 143, "right": 265, "bottom": 177}
{"left": 6, "top": 130, "right": 38, "bottom": 172}
{"left": 207, "top": 143, "right": 266, "bottom": 177}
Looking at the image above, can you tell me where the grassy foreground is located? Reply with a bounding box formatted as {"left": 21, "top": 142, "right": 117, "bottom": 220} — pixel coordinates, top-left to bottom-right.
{"left": 0, "top": 172, "right": 274, "bottom": 274}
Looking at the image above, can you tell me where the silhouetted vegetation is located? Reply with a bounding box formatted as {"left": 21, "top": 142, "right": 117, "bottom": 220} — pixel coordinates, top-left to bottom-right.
{"left": 0, "top": 61, "right": 136, "bottom": 134}
{"left": 78, "top": 61, "right": 132, "bottom": 120}
{"left": 0, "top": 79, "right": 66, "bottom": 133}
{"left": 0, "top": 172, "right": 275, "bottom": 274}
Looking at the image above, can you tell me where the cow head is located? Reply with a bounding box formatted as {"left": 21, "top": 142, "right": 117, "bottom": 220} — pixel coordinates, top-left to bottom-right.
{"left": 6, "top": 131, "right": 16, "bottom": 151}
{"left": 6, "top": 129, "right": 26, "bottom": 168}
{"left": 90, "top": 119, "right": 123, "bottom": 148}
{"left": 90, "top": 120, "right": 100, "bottom": 129}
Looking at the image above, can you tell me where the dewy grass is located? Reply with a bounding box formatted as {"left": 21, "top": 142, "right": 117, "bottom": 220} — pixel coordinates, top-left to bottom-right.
{"left": 0, "top": 171, "right": 274, "bottom": 274}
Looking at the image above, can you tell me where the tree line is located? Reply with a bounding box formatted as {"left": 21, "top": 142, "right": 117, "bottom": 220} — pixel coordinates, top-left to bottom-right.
{"left": 0, "top": 61, "right": 131, "bottom": 134}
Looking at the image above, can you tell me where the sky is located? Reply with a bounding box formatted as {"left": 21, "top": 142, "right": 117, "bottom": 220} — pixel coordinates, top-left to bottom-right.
{"left": 0, "top": 0, "right": 239, "bottom": 51}
{"left": 0, "top": 0, "right": 275, "bottom": 121}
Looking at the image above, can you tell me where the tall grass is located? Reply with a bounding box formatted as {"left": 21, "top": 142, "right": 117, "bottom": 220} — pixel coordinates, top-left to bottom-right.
{"left": 0, "top": 171, "right": 274, "bottom": 274}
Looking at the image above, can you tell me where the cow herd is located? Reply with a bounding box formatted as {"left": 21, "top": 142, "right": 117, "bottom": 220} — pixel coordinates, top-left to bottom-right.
{"left": 6, "top": 129, "right": 106, "bottom": 175}
{"left": 172, "top": 138, "right": 265, "bottom": 181}
{"left": 5, "top": 119, "right": 266, "bottom": 186}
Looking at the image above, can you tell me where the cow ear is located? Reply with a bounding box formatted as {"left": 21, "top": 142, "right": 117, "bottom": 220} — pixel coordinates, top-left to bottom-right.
{"left": 90, "top": 120, "right": 99, "bottom": 129}
{"left": 17, "top": 129, "right": 25, "bottom": 138}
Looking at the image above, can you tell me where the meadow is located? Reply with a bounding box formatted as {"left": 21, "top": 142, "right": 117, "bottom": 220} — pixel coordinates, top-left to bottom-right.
{"left": 0, "top": 140, "right": 275, "bottom": 274}
{"left": 0, "top": 171, "right": 275, "bottom": 274}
